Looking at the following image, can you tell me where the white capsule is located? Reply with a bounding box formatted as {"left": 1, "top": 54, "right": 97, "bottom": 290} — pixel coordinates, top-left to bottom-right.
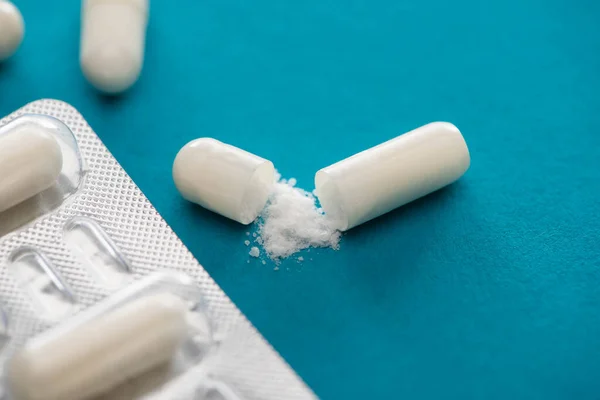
{"left": 0, "top": 0, "right": 24, "bottom": 61}
{"left": 80, "top": 0, "right": 148, "bottom": 94}
{"left": 173, "top": 138, "right": 275, "bottom": 225}
{"left": 7, "top": 293, "right": 188, "bottom": 400}
{"left": 315, "top": 122, "right": 470, "bottom": 231}
{"left": 0, "top": 126, "right": 63, "bottom": 213}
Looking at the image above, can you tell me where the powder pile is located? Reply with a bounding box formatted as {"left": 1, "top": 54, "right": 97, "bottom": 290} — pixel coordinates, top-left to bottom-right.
{"left": 255, "top": 175, "right": 341, "bottom": 261}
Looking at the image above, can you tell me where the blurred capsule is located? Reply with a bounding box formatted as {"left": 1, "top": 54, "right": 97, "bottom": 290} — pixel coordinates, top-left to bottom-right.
{"left": 80, "top": 0, "right": 149, "bottom": 94}
{"left": 0, "top": 0, "right": 24, "bottom": 61}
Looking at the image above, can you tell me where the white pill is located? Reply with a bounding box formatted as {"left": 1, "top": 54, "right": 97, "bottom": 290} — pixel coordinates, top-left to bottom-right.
{"left": 0, "top": 0, "right": 24, "bottom": 61}
{"left": 315, "top": 122, "right": 470, "bottom": 231}
{"left": 80, "top": 0, "right": 148, "bottom": 94}
{"left": 0, "top": 126, "right": 63, "bottom": 213}
{"left": 173, "top": 138, "right": 275, "bottom": 225}
{"left": 7, "top": 293, "right": 188, "bottom": 400}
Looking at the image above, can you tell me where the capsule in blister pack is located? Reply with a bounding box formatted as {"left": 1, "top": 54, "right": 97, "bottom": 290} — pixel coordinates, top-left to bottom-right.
{"left": 6, "top": 272, "right": 218, "bottom": 400}
{"left": 0, "top": 115, "right": 85, "bottom": 236}
{"left": 0, "top": 100, "right": 315, "bottom": 400}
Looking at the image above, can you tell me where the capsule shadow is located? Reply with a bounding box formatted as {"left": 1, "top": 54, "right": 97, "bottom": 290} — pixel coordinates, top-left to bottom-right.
{"left": 0, "top": 60, "right": 10, "bottom": 74}
{"left": 182, "top": 199, "right": 248, "bottom": 233}
{"left": 94, "top": 88, "right": 131, "bottom": 105}
{"left": 339, "top": 182, "right": 469, "bottom": 296}
{"left": 343, "top": 182, "right": 465, "bottom": 238}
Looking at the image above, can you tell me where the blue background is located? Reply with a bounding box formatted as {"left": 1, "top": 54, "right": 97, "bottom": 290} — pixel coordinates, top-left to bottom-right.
{"left": 2, "top": 0, "right": 600, "bottom": 398}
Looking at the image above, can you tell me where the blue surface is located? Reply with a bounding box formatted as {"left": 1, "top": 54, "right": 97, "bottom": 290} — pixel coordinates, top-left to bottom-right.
{"left": 2, "top": 1, "right": 600, "bottom": 398}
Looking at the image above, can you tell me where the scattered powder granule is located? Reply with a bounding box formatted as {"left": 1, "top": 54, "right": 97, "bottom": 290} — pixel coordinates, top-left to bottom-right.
{"left": 244, "top": 240, "right": 250, "bottom": 246}
{"left": 262, "top": 260, "right": 266, "bottom": 265}
{"left": 246, "top": 232, "right": 250, "bottom": 236}
{"left": 256, "top": 175, "right": 341, "bottom": 261}
{"left": 249, "top": 247, "right": 260, "bottom": 257}
{"left": 298, "top": 256, "right": 304, "bottom": 262}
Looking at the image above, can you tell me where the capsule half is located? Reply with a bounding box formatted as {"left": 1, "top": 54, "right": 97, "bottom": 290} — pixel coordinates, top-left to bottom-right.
{"left": 315, "top": 122, "right": 470, "bottom": 231}
{"left": 173, "top": 138, "right": 275, "bottom": 225}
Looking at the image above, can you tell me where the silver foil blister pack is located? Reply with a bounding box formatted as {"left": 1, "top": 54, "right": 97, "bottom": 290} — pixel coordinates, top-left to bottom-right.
{"left": 0, "top": 100, "right": 314, "bottom": 400}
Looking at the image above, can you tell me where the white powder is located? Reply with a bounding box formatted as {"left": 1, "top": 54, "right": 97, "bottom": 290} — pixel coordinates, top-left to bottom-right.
{"left": 244, "top": 240, "right": 250, "bottom": 246}
{"left": 255, "top": 175, "right": 341, "bottom": 261}
{"left": 249, "top": 247, "right": 260, "bottom": 257}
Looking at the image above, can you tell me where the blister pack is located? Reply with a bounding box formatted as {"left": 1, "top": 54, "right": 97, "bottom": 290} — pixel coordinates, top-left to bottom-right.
{"left": 0, "top": 100, "right": 314, "bottom": 400}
